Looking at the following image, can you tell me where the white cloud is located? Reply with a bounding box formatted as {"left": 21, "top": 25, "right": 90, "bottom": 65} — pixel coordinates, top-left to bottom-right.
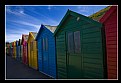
{"left": 19, "top": 10, "right": 24, "bottom": 14}
{"left": 5, "top": 28, "right": 38, "bottom": 42}
{"left": 13, "top": 21, "right": 41, "bottom": 29}
{"left": 5, "top": 34, "right": 22, "bottom": 42}
{"left": 6, "top": 6, "right": 26, "bottom": 16}
{"left": 48, "top": 6, "right": 51, "bottom": 10}
{"left": 6, "top": 6, "right": 42, "bottom": 24}
{"left": 6, "top": 6, "right": 59, "bottom": 42}
{"left": 5, "top": 21, "right": 40, "bottom": 42}
{"left": 6, "top": 28, "right": 30, "bottom": 35}
{"left": 77, "top": 6, "right": 89, "bottom": 13}
{"left": 47, "top": 5, "right": 55, "bottom": 10}
{"left": 6, "top": 6, "right": 58, "bottom": 26}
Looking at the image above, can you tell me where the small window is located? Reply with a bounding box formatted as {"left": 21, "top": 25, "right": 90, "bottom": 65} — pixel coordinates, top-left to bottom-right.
{"left": 45, "top": 38, "right": 48, "bottom": 51}
{"left": 74, "top": 31, "right": 81, "bottom": 53}
{"left": 77, "top": 17, "right": 80, "bottom": 21}
{"left": 42, "top": 38, "right": 45, "bottom": 51}
{"left": 68, "top": 32, "right": 74, "bottom": 53}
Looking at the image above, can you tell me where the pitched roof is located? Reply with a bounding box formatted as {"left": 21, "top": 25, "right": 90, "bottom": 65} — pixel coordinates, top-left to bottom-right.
{"left": 54, "top": 9, "right": 102, "bottom": 36}
{"left": 21, "top": 34, "right": 29, "bottom": 44}
{"left": 99, "top": 6, "right": 117, "bottom": 23}
{"left": 88, "top": 6, "right": 111, "bottom": 22}
{"left": 44, "top": 25, "right": 57, "bottom": 33}
{"left": 23, "top": 35, "right": 29, "bottom": 41}
{"left": 27, "top": 32, "right": 37, "bottom": 42}
{"left": 31, "top": 32, "right": 37, "bottom": 38}
{"left": 35, "top": 24, "right": 57, "bottom": 40}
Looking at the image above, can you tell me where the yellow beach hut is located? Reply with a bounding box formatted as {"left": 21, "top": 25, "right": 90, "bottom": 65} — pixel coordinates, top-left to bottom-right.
{"left": 27, "top": 32, "right": 38, "bottom": 70}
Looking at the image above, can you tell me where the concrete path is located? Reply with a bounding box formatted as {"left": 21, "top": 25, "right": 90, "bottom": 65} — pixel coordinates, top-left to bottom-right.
{"left": 6, "top": 55, "right": 53, "bottom": 79}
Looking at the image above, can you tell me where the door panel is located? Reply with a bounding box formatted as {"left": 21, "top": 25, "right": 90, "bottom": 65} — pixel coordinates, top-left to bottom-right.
{"left": 42, "top": 38, "right": 49, "bottom": 74}
{"left": 66, "top": 31, "right": 82, "bottom": 78}
{"left": 38, "top": 38, "right": 43, "bottom": 71}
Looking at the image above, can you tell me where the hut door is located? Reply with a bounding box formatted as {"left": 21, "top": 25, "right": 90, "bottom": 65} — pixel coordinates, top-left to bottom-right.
{"left": 42, "top": 38, "right": 49, "bottom": 74}
{"left": 25, "top": 44, "right": 28, "bottom": 64}
{"left": 38, "top": 38, "right": 43, "bottom": 71}
{"left": 66, "top": 31, "right": 82, "bottom": 78}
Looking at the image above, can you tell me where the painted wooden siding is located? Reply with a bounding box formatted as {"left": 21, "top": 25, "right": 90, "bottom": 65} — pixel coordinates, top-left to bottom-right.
{"left": 30, "top": 41, "right": 38, "bottom": 70}
{"left": 56, "top": 32, "right": 67, "bottom": 78}
{"left": 10, "top": 47, "right": 13, "bottom": 56}
{"left": 56, "top": 14, "right": 104, "bottom": 78}
{"left": 23, "top": 44, "right": 28, "bottom": 65}
{"left": 28, "top": 36, "right": 34, "bottom": 67}
{"left": 16, "top": 41, "right": 19, "bottom": 60}
{"left": 48, "top": 34, "right": 56, "bottom": 78}
{"left": 27, "top": 32, "right": 37, "bottom": 68}
{"left": 33, "top": 41, "right": 38, "bottom": 70}
{"left": 28, "top": 43, "right": 31, "bottom": 66}
{"left": 14, "top": 46, "right": 16, "bottom": 59}
{"left": 81, "top": 25, "right": 104, "bottom": 79}
{"left": 37, "top": 38, "right": 43, "bottom": 71}
{"left": 20, "top": 45, "right": 23, "bottom": 62}
{"left": 13, "top": 41, "right": 16, "bottom": 59}
{"left": 104, "top": 9, "right": 117, "bottom": 79}
{"left": 17, "top": 46, "right": 20, "bottom": 61}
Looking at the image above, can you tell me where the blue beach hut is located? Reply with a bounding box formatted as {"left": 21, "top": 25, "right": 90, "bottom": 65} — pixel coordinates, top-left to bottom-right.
{"left": 35, "top": 24, "right": 57, "bottom": 78}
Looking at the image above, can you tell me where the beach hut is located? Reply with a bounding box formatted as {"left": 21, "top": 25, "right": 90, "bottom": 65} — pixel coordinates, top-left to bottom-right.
{"left": 17, "top": 39, "right": 22, "bottom": 61}
{"left": 89, "top": 6, "right": 117, "bottom": 79}
{"left": 16, "top": 40, "right": 19, "bottom": 60}
{"left": 12, "top": 42, "right": 14, "bottom": 57}
{"left": 27, "top": 32, "right": 38, "bottom": 70}
{"left": 35, "top": 24, "right": 57, "bottom": 78}
{"left": 54, "top": 9, "right": 106, "bottom": 79}
{"left": 21, "top": 34, "right": 29, "bottom": 65}
{"left": 9, "top": 42, "right": 13, "bottom": 56}
{"left": 20, "top": 44, "right": 23, "bottom": 62}
{"left": 18, "top": 39, "right": 22, "bottom": 62}
{"left": 13, "top": 41, "right": 16, "bottom": 59}
{"left": 6, "top": 42, "right": 10, "bottom": 55}
{"left": 99, "top": 6, "right": 117, "bottom": 79}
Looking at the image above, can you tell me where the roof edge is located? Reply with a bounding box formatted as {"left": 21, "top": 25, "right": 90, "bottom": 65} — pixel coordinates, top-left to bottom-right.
{"left": 99, "top": 6, "right": 117, "bottom": 23}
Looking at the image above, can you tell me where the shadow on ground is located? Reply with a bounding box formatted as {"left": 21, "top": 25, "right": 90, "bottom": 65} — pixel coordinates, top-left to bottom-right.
{"left": 6, "top": 55, "right": 53, "bottom": 79}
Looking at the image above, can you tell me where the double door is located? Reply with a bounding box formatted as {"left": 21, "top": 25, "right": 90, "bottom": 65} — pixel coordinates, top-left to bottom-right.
{"left": 66, "top": 31, "right": 82, "bottom": 78}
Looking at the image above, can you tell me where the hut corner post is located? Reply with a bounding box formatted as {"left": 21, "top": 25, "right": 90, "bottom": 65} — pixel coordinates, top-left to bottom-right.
{"left": 101, "top": 24, "right": 108, "bottom": 79}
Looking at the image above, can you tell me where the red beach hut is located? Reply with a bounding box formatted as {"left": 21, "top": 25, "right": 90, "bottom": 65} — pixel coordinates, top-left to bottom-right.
{"left": 21, "top": 34, "right": 29, "bottom": 65}
{"left": 100, "top": 6, "right": 118, "bottom": 79}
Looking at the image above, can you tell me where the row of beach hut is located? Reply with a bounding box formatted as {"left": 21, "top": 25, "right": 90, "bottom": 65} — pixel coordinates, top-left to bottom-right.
{"left": 6, "top": 6, "right": 117, "bottom": 79}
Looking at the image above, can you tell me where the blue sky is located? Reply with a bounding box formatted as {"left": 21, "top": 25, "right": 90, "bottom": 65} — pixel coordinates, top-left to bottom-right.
{"left": 5, "top": 5, "right": 109, "bottom": 42}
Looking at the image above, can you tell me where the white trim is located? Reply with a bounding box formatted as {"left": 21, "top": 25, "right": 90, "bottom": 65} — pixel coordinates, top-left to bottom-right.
{"left": 5, "top": 5, "right": 118, "bottom": 6}
{"left": 38, "top": 71, "right": 55, "bottom": 79}
{"left": 5, "top": 6, "right": 6, "bottom": 80}
{"left": 117, "top": 6, "right": 118, "bottom": 80}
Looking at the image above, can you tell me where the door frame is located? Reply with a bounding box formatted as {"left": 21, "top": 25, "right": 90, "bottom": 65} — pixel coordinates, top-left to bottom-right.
{"left": 65, "top": 30, "right": 82, "bottom": 78}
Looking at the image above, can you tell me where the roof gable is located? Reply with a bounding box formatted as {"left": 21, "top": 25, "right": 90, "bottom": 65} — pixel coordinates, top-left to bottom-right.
{"left": 44, "top": 25, "right": 57, "bottom": 33}
{"left": 88, "top": 6, "right": 111, "bottom": 21}
{"left": 54, "top": 9, "right": 102, "bottom": 36}
{"left": 21, "top": 34, "right": 29, "bottom": 44}
{"left": 27, "top": 32, "right": 37, "bottom": 42}
{"left": 99, "top": 6, "right": 117, "bottom": 23}
{"left": 31, "top": 32, "right": 37, "bottom": 38}
{"left": 35, "top": 24, "right": 44, "bottom": 40}
{"left": 35, "top": 24, "right": 57, "bottom": 40}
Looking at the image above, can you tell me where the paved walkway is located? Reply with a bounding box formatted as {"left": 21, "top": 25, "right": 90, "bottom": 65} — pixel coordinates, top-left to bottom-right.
{"left": 6, "top": 55, "right": 52, "bottom": 79}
